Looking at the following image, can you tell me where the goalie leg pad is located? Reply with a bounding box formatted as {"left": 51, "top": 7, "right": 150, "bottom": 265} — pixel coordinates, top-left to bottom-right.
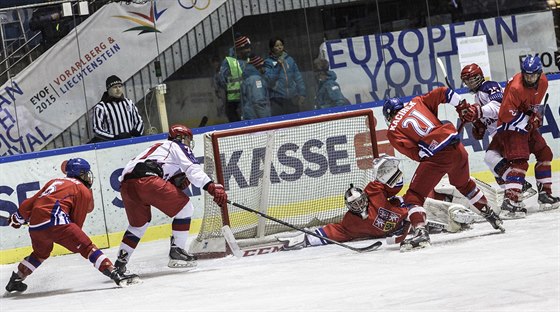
{"left": 278, "top": 233, "right": 308, "bottom": 251}
{"left": 448, "top": 204, "right": 477, "bottom": 225}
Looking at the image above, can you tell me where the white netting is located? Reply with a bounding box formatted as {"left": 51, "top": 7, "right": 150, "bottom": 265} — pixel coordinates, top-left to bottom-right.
{"left": 189, "top": 110, "right": 379, "bottom": 257}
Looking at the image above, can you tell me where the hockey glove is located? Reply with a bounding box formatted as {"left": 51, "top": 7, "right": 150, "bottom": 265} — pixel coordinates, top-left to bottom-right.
{"left": 10, "top": 211, "right": 26, "bottom": 229}
{"left": 455, "top": 99, "right": 470, "bottom": 122}
{"left": 463, "top": 103, "right": 482, "bottom": 122}
{"left": 207, "top": 183, "right": 227, "bottom": 206}
{"left": 170, "top": 172, "right": 190, "bottom": 190}
{"left": 525, "top": 111, "right": 542, "bottom": 131}
{"left": 471, "top": 120, "right": 487, "bottom": 140}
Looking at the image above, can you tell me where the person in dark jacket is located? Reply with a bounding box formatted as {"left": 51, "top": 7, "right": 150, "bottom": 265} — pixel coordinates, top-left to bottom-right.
{"left": 313, "top": 59, "right": 350, "bottom": 109}
{"left": 241, "top": 55, "right": 270, "bottom": 120}
{"left": 263, "top": 37, "right": 306, "bottom": 116}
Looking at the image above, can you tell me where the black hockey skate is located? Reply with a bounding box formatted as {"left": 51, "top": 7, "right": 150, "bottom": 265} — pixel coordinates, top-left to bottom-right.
{"left": 400, "top": 227, "right": 431, "bottom": 252}
{"left": 5, "top": 272, "right": 27, "bottom": 293}
{"left": 537, "top": 183, "right": 560, "bottom": 210}
{"left": 114, "top": 249, "right": 128, "bottom": 274}
{"left": 500, "top": 198, "right": 527, "bottom": 219}
{"left": 104, "top": 268, "right": 141, "bottom": 287}
{"left": 520, "top": 180, "right": 537, "bottom": 200}
{"left": 480, "top": 207, "right": 505, "bottom": 232}
{"left": 168, "top": 237, "right": 197, "bottom": 268}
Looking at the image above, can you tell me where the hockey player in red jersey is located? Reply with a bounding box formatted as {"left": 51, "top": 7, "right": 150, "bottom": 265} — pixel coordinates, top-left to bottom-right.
{"left": 494, "top": 55, "right": 559, "bottom": 211}
{"left": 114, "top": 124, "right": 227, "bottom": 274}
{"left": 5, "top": 158, "right": 138, "bottom": 293}
{"left": 280, "top": 156, "right": 413, "bottom": 250}
{"left": 457, "top": 63, "right": 538, "bottom": 217}
{"left": 383, "top": 87, "right": 504, "bottom": 248}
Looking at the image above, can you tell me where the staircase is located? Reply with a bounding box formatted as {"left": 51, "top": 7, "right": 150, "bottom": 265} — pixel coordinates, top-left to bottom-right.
{"left": 0, "top": 7, "right": 41, "bottom": 83}
{"left": 4, "top": 0, "right": 362, "bottom": 152}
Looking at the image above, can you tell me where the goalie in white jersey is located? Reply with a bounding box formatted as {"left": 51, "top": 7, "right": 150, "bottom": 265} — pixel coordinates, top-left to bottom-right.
{"left": 457, "top": 63, "right": 537, "bottom": 216}
{"left": 113, "top": 124, "right": 227, "bottom": 275}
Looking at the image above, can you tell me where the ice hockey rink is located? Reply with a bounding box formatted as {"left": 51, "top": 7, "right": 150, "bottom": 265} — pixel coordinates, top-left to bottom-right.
{"left": 1, "top": 175, "right": 558, "bottom": 312}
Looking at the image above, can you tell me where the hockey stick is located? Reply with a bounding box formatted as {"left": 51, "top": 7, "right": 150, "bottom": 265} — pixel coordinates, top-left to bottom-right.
{"left": 221, "top": 225, "right": 243, "bottom": 258}
{"left": 226, "top": 200, "right": 382, "bottom": 253}
{"left": 198, "top": 116, "right": 209, "bottom": 128}
{"left": 436, "top": 57, "right": 466, "bottom": 133}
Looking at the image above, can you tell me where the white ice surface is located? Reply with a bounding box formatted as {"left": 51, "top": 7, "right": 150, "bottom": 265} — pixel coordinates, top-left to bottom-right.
{"left": 1, "top": 189, "right": 559, "bottom": 312}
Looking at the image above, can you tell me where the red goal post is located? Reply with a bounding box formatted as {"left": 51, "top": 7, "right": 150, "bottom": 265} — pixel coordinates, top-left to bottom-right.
{"left": 189, "top": 109, "right": 380, "bottom": 258}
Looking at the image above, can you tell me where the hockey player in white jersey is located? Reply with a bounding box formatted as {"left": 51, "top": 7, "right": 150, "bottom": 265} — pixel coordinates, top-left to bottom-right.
{"left": 114, "top": 124, "right": 228, "bottom": 275}
{"left": 457, "top": 63, "right": 539, "bottom": 217}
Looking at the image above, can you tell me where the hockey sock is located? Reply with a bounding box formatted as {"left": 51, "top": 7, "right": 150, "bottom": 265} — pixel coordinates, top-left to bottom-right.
{"left": 17, "top": 254, "right": 43, "bottom": 279}
{"left": 88, "top": 248, "right": 112, "bottom": 272}
{"left": 119, "top": 223, "right": 149, "bottom": 261}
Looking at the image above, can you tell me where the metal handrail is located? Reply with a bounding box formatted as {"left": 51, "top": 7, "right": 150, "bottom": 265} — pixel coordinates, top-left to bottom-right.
{"left": 0, "top": 31, "right": 40, "bottom": 67}
{"left": 0, "top": 42, "right": 41, "bottom": 78}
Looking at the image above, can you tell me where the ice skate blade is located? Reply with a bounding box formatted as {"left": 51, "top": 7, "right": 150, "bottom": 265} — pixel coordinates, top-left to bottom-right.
{"left": 539, "top": 202, "right": 560, "bottom": 211}
{"left": 118, "top": 276, "right": 142, "bottom": 287}
{"left": 168, "top": 259, "right": 198, "bottom": 268}
{"left": 400, "top": 241, "right": 431, "bottom": 252}
{"left": 499, "top": 210, "right": 526, "bottom": 220}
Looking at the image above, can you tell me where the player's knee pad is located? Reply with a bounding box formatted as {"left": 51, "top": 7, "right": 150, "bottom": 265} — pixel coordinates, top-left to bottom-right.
{"left": 508, "top": 159, "right": 529, "bottom": 173}
{"left": 175, "top": 201, "right": 194, "bottom": 219}
{"left": 485, "top": 150, "right": 507, "bottom": 177}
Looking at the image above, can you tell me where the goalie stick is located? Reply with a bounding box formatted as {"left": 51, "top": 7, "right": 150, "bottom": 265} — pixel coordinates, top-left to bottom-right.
{"left": 226, "top": 200, "right": 382, "bottom": 253}
{"left": 436, "top": 57, "right": 466, "bottom": 133}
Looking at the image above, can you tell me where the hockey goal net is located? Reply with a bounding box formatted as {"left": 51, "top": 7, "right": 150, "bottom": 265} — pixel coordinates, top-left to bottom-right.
{"left": 189, "top": 109, "right": 379, "bottom": 258}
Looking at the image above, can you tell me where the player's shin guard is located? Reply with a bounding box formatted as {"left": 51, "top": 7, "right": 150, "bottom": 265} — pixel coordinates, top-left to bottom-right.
{"left": 116, "top": 223, "right": 149, "bottom": 273}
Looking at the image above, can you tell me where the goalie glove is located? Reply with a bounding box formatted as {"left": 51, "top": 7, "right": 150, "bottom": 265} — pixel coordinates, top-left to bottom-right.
{"left": 206, "top": 182, "right": 227, "bottom": 206}
{"left": 471, "top": 120, "right": 487, "bottom": 140}
{"left": 10, "top": 211, "right": 26, "bottom": 229}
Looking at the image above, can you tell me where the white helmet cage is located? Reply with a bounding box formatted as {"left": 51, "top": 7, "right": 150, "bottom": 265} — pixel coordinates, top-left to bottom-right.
{"left": 344, "top": 184, "right": 368, "bottom": 216}
{"left": 372, "top": 155, "right": 403, "bottom": 188}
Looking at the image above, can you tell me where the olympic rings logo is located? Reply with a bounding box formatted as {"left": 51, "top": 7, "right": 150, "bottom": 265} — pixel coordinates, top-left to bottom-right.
{"left": 178, "top": 0, "right": 211, "bottom": 10}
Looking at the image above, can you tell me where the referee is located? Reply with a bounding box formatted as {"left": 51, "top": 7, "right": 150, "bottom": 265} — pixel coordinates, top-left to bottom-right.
{"left": 90, "top": 75, "right": 144, "bottom": 143}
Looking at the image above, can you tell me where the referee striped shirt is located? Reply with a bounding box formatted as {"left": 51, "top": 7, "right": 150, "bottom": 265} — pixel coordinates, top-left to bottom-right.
{"left": 93, "top": 97, "right": 144, "bottom": 140}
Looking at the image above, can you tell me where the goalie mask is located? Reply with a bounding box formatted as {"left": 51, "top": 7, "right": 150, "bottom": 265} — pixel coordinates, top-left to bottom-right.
{"left": 372, "top": 155, "right": 403, "bottom": 197}
{"left": 344, "top": 184, "right": 369, "bottom": 219}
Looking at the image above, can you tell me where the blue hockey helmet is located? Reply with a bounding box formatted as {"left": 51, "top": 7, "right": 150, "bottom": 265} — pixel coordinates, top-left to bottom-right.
{"left": 382, "top": 98, "right": 405, "bottom": 125}
{"left": 521, "top": 55, "right": 542, "bottom": 88}
{"left": 521, "top": 55, "right": 542, "bottom": 74}
{"left": 64, "top": 158, "right": 93, "bottom": 188}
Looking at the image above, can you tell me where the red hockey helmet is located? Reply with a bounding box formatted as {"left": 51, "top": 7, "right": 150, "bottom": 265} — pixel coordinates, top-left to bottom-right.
{"left": 168, "top": 124, "right": 194, "bottom": 148}
{"left": 460, "top": 63, "right": 484, "bottom": 92}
